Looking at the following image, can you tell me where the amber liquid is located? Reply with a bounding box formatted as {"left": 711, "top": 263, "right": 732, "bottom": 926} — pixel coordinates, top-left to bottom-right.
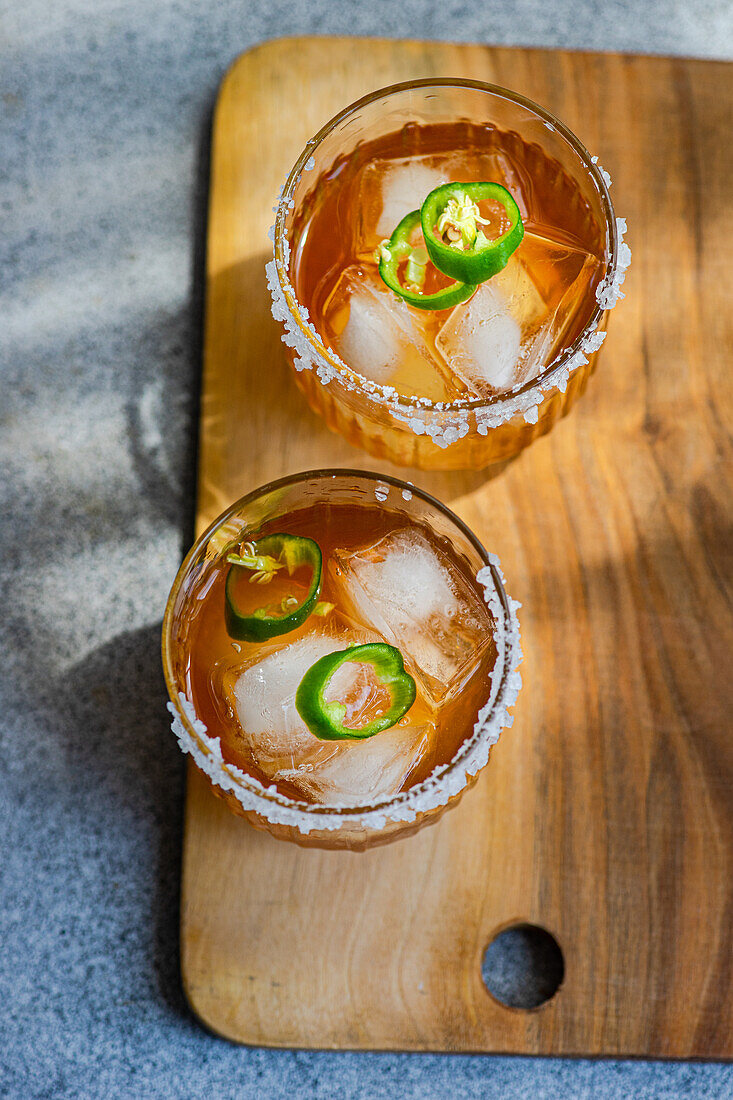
{"left": 289, "top": 120, "right": 604, "bottom": 403}
{"left": 180, "top": 502, "right": 497, "bottom": 802}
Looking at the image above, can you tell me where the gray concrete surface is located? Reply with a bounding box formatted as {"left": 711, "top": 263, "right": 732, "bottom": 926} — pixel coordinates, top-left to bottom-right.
{"left": 1, "top": 2, "right": 732, "bottom": 1097}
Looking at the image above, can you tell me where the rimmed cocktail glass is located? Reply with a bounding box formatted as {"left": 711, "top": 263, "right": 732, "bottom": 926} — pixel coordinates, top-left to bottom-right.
{"left": 162, "top": 469, "right": 522, "bottom": 850}
{"left": 268, "top": 79, "right": 629, "bottom": 470}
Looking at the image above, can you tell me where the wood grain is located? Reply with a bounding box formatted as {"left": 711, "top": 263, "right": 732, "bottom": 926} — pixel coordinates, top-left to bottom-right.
{"left": 181, "top": 37, "right": 733, "bottom": 1055}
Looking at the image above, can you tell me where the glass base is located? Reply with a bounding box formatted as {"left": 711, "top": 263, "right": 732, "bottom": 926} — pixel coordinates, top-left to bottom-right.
{"left": 289, "top": 345, "right": 603, "bottom": 470}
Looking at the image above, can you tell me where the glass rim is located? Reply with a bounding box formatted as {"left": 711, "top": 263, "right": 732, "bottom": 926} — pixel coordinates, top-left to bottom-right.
{"left": 161, "top": 467, "right": 522, "bottom": 825}
{"left": 273, "top": 76, "right": 618, "bottom": 414}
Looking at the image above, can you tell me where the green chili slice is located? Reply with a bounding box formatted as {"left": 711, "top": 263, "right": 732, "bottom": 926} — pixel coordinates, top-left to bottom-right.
{"left": 295, "top": 643, "right": 417, "bottom": 741}
{"left": 377, "top": 209, "right": 477, "bottom": 311}
{"left": 420, "top": 182, "right": 524, "bottom": 284}
{"left": 224, "top": 533, "right": 322, "bottom": 642}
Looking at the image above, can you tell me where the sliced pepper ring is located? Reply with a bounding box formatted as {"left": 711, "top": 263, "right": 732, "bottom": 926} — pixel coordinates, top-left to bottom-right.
{"left": 225, "top": 533, "right": 322, "bottom": 642}
{"left": 295, "top": 643, "right": 417, "bottom": 741}
{"left": 378, "top": 209, "right": 477, "bottom": 311}
{"left": 421, "top": 182, "right": 524, "bottom": 284}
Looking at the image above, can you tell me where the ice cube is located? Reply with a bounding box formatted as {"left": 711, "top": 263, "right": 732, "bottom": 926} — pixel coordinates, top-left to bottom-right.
{"left": 355, "top": 149, "right": 534, "bottom": 256}
{"left": 435, "top": 231, "right": 601, "bottom": 395}
{"left": 355, "top": 156, "right": 450, "bottom": 254}
{"left": 323, "top": 265, "right": 454, "bottom": 400}
{"left": 281, "top": 723, "right": 429, "bottom": 806}
{"left": 329, "top": 529, "right": 491, "bottom": 704}
{"left": 436, "top": 279, "right": 524, "bottom": 394}
{"left": 517, "top": 230, "right": 598, "bottom": 304}
{"left": 229, "top": 632, "right": 342, "bottom": 775}
{"left": 518, "top": 230, "right": 602, "bottom": 354}
{"left": 228, "top": 628, "right": 433, "bottom": 804}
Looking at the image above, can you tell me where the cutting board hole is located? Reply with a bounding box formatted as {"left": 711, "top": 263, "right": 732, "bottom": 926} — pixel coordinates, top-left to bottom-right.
{"left": 481, "top": 924, "right": 564, "bottom": 1009}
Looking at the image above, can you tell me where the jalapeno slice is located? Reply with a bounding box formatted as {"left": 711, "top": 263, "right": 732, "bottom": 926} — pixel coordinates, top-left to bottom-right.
{"left": 225, "top": 533, "right": 322, "bottom": 642}
{"left": 420, "top": 182, "right": 524, "bottom": 284}
{"left": 295, "top": 643, "right": 417, "bottom": 741}
{"left": 377, "top": 210, "right": 477, "bottom": 311}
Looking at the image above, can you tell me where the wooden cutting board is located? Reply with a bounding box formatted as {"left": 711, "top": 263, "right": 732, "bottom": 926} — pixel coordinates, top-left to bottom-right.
{"left": 180, "top": 36, "right": 733, "bottom": 1056}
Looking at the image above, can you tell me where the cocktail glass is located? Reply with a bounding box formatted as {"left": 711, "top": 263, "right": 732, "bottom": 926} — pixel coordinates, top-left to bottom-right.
{"left": 162, "top": 470, "right": 522, "bottom": 850}
{"left": 268, "top": 79, "right": 629, "bottom": 470}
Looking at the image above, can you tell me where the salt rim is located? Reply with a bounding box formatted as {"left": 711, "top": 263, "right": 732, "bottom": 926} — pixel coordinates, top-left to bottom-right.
{"left": 266, "top": 157, "right": 630, "bottom": 445}
{"left": 167, "top": 554, "right": 522, "bottom": 835}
